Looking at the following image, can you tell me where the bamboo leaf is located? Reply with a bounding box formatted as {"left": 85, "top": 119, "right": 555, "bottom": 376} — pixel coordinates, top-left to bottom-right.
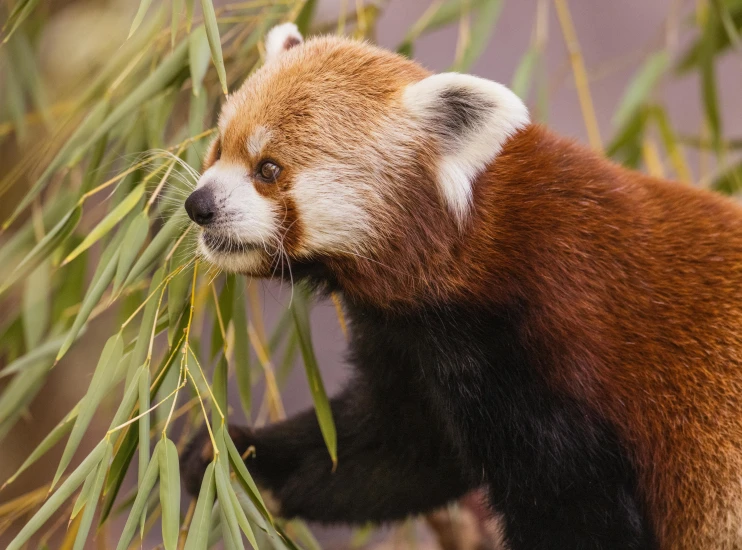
{"left": 129, "top": 0, "right": 154, "bottom": 38}
{"left": 6, "top": 440, "right": 107, "bottom": 550}
{"left": 225, "top": 471, "right": 259, "bottom": 550}
{"left": 1, "top": 0, "right": 41, "bottom": 44}
{"left": 63, "top": 184, "right": 145, "bottom": 266}
{"left": 3, "top": 98, "right": 109, "bottom": 230}
{"left": 185, "top": 0, "right": 195, "bottom": 32}
{"left": 212, "top": 354, "right": 228, "bottom": 427}
{"left": 56, "top": 241, "right": 122, "bottom": 361}
{"left": 0, "top": 206, "right": 82, "bottom": 296}
{"left": 183, "top": 461, "right": 216, "bottom": 550}
{"left": 712, "top": 161, "right": 742, "bottom": 195}
{"left": 71, "top": 41, "right": 189, "bottom": 164}
{"left": 215, "top": 463, "right": 245, "bottom": 550}
{"left": 113, "top": 211, "right": 150, "bottom": 294}
{"left": 189, "top": 26, "right": 211, "bottom": 96}
{"left": 291, "top": 289, "right": 337, "bottom": 466}
{"left": 137, "top": 367, "right": 151, "bottom": 537}
{"left": 159, "top": 437, "right": 181, "bottom": 550}
{"left": 612, "top": 51, "right": 669, "bottom": 130}
{"left": 1, "top": 404, "right": 79, "bottom": 489}
{"left": 124, "top": 212, "right": 188, "bottom": 287}
{"left": 71, "top": 440, "right": 113, "bottom": 550}
{"left": 233, "top": 278, "right": 251, "bottom": 420}
{"left": 1, "top": 333, "right": 71, "bottom": 382}
{"left": 225, "top": 431, "right": 271, "bottom": 522}
{"left": 295, "top": 0, "right": 318, "bottom": 34}
{"left": 450, "top": 0, "right": 503, "bottom": 72}
{"left": 511, "top": 49, "right": 539, "bottom": 100}
{"left": 114, "top": 442, "right": 162, "bottom": 550}
{"left": 52, "top": 334, "right": 124, "bottom": 489}
{"left": 201, "top": 0, "right": 228, "bottom": 94}
{"left": 128, "top": 267, "right": 166, "bottom": 373}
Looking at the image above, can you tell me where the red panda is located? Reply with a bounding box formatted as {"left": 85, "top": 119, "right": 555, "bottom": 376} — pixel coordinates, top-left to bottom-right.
{"left": 180, "top": 23, "right": 742, "bottom": 550}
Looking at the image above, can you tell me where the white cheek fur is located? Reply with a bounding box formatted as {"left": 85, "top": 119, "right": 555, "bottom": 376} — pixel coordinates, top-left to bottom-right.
{"left": 291, "top": 168, "right": 375, "bottom": 256}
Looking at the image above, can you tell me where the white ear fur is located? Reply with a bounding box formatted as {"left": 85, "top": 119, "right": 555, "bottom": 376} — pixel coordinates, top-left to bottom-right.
{"left": 265, "top": 23, "right": 303, "bottom": 63}
{"left": 403, "top": 73, "right": 529, "bottom": 226}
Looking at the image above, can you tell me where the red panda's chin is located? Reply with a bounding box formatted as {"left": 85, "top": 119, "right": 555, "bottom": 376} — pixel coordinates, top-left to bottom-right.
{"left": 198, "top": 238, "right": 272, "bottom": 277}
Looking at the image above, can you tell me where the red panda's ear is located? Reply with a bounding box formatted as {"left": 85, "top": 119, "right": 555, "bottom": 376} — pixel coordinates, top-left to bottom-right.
{"left": 403, "top": 73, "right": 529, "bottom": 226}
{"left": 265, "top": 23, "right": 303, "bottom": 64}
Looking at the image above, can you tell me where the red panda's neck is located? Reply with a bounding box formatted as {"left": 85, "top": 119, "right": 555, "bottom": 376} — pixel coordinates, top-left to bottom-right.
{"left": 333, "top": 124, "right": 627, "bottom": 312}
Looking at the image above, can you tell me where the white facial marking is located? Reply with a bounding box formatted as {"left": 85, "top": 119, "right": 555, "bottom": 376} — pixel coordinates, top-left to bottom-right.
{"left": 403, "top": 73, "right": 530, "bottom": 226}
{"left": 291, "top": 167, "right": 376, "bottom": 256}
{"left": 264, "top": 23, "right": 303, "bottom": 64}
{"left": 195, "top": 163, "right": 278, "bottom": 265}
{"left": 247, "top": 125, "right": 272, "bottom": 158}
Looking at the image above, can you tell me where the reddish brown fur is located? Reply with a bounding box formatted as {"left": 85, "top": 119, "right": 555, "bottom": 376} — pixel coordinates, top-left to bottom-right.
{"left": 336, "top": 124, "right": 742, "bottom": 548}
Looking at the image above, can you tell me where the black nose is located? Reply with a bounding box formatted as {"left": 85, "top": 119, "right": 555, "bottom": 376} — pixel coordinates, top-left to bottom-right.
{"left": 185, "top": 188, "right": 216, "bottom": 226}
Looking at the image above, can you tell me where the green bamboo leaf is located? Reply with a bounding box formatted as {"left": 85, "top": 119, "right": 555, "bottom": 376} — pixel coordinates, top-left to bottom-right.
{"left": 450, "top": 0, "right": 503, "bottom": 72}
{"left": 189, "top": 26, "right": 211, "bottom": 96}
{"left": 0, "top": 206, "right": 82, "bottom": 296}
{"left": 138, "top": 367, "right": 151, "bottom": 537}
{"left": 295, "top": 0, "right": 318, "bottom": 34}
{"left": 113, "top": 211, "right": 150, "bottom": 294}
{"left": 128, "top": 267, "right": 165, "bottom": 374}
{"left": 291, "top": 289, "right": 337, "bottom": 467}
{"left": 3, "top": 49, "right": 27, "bottom": 143}
{"left": 172, "top": 0, "right": 183, "bottom": 47}
{"left": 511, "top": 49, "right": 539, "bottom": 100}
{"left": 712, "top": 161, "right": 742, "bottom": 195}
{"left": 129, "top": 0, "right": 154, "bottom": 38}
{"left": 115, "top": 442, "right": 162, "bottom": 550}
{"left": 57, "top": 229, "right": 127, "bottom": 361}
{"left": 6, "top": 440, "right": 107, "bottom": 550}
{"left": 71, "top": 467, "right": 96, "bottom": 521}
{"left": 233, "top": 279, "right": 251, "bottom": 420}
{"left": 1, "top": 404, "right": 79, "bottom": 489}
{"left": 201, "top": 0, "right": 228, "bottom": 94}
{"left": 0, "top": 194, "right": 70, "bottom": 275}
{"left": 3, "top": 98, "right": 109, "bottom": 230}
{"left": 186, "top": 91, "right": 209, "bottom": 168}
{"left": 0, "top": 333, "right": 72, "bottom": 382}
{"left": 10, "top": 30, "right": 50, "bottom": 126}
{"left": 698, "top": 6, "right": 723, "bottom": 150}
{"left": 124, "top": 212, "right": 188, "bottom": 287}
{"left": 71, "top": 40, "right": 189, "bottom": 165}
{"left": 212, "top": 354, "right": 228, "bottom": 427}
{"left": 183, "top": 461, "right": 216, "bottom": 550}
{"left": 63, "top": 183, "right": 145, "bottom": 266}
{"left": 225, "top": 431, "right": 271, "bottom": 522}
{"left": 612, "top": 51, "right": 669, "bottom": 129}
{"left": 168, "top": 245, "right": 193, "bottom": 343}
{"left": 159, "top": 437, "right": 181, "bottom": 550}
{"left": 52, "top": 334, "right": 124, "bottom": 489}
{"left": 185, "top": 0, "right": 195, "bottom": 31}
{"left": 0, "top": 360, "right": 49, "bottom": 429}
{"left": 215, "top": 464, "right": 246, "bottom": 550}
{"left": 220, "top": 502, "right": 242, "bottom": 550}
{"left": 225, "top": 471, "right": 259, "bottom": 550}
{"left": 1, "top": 0, "right": 41, "bottom": 44}
{"left": 72, "top": 440, "right": 113, "bottom": 550}
{"left": 22, "top": 260, "right": 50, "bottom": 349}
{"left": 399, "top": 0, "right": 491, "bottom": 48}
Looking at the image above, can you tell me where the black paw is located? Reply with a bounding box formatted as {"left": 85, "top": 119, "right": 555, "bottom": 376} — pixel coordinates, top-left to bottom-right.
{"left": 180, "top": 424, "right": 253, "bottom": 496}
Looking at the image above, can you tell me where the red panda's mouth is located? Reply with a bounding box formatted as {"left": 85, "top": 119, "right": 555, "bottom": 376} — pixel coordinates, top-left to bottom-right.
{"left": 202, "top": 232, "right": 261, "bottom": 254}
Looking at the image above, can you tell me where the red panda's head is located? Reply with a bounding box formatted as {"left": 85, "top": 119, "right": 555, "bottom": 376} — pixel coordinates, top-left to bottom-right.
{"left": 185, "top": 24, "right": 529, "bottom": 305}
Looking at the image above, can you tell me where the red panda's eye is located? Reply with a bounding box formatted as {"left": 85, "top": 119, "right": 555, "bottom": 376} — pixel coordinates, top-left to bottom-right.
{"left": 257, "top": 161, "right": 281, "bottom": 182}
{"left": 215, "top": 142, "right": 222, "bottom": 160}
